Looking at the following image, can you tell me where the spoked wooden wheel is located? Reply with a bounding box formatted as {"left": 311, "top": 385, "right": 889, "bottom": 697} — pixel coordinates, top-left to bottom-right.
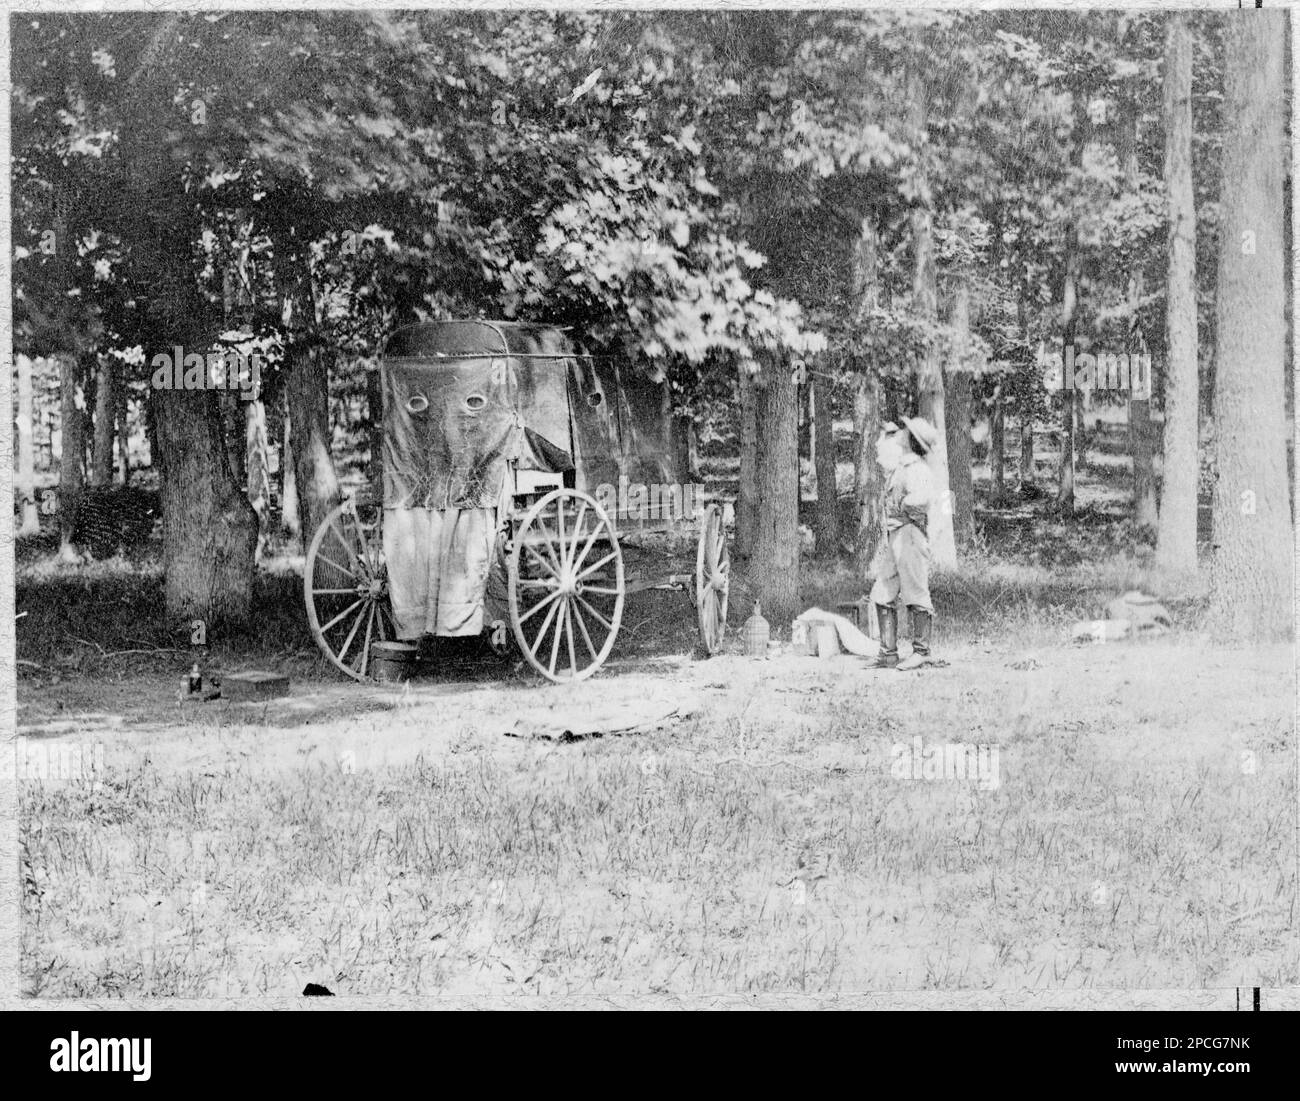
{"left": 304, "top": 499, "right": 395, "bottom": 681}
{"left": 508, "top": 488, "right": 625, "bottom": 683}
{"left": 696, "top": 503, "right": 730, "bottom": 655}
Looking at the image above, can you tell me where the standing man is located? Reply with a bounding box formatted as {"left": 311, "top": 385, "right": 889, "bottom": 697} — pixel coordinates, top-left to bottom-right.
{"left": 868, "top": 416, "right": 939, "bottom": 670}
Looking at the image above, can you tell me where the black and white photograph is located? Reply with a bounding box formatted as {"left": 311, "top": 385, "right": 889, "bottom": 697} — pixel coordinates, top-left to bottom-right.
{"left": 3, "top": 1, "right": 1296, "bottom": 1030}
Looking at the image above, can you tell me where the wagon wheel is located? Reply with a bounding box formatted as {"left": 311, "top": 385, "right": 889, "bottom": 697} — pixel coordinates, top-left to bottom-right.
{"left": 696, "top": 503, "right": 730, "bottom": 655}
{"left": 304, "top": 499, "right": 395, "bottom": 681}
{"left": 508, "top": 488, "right": 624, "bottom": 683}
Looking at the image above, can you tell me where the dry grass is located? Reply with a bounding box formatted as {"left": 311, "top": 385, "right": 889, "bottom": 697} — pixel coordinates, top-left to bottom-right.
{"left": 20, "top": 637, "right": 1295, "bottom": 997}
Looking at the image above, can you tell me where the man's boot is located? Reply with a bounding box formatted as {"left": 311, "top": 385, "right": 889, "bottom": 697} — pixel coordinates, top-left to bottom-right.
{"left": 897, "top": 607, "right": 932, "bottom": 671}
{"left": 871, "top": 604, "right": 898, "bottom": 668}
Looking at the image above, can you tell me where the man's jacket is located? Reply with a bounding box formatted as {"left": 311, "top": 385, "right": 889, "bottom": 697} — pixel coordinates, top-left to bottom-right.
{"left": 883, "top": 452, "right": 935, "bottom": 536}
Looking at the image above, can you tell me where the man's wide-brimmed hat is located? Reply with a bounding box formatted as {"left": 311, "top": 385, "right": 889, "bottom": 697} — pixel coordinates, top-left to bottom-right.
{"left": 883, "top": 416, "right": 938, "bottom": 456}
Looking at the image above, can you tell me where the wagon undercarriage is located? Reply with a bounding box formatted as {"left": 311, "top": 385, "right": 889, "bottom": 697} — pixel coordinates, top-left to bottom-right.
{"left": 305, "top": 489, "right": 730, "bottom": 684}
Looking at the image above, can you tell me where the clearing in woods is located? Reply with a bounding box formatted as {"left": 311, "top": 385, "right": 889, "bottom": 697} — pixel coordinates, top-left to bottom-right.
{"left": 15, "top": 422, "right": 1295, "bottom": 996}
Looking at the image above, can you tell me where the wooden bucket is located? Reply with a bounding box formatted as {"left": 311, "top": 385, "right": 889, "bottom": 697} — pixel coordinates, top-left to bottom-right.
{"left": 370, "top": 641, "right": 418, "bottom": 683}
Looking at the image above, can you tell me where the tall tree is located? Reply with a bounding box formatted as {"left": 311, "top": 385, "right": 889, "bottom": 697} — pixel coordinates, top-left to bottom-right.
{"left": 143, "top": 202, "right": 260, "bottom": 625}
{"left": 246, "top": 399, "right": 272, "bottom": 562}
{"left": 282, "top": 411, "right": 300, "bottom": 537}
{"left": 912, "top": 190, "right": 958, "bottom": 567}
{"left": 811, "top": 361, "right": 839, "bottom": 558}
{"left": 90, "top": 358, "right": 115, "bottom": 485}
{"left": 1056, "top": 205, "right": 1081, "bottom": 513}
{"left": 15, "top": 355, "right": 40, "bottom": 536}
{"left": 125, "top": 17, "right": 260, "bottom": 624}
{"left": 57, "top": 352, "right": 85, "bottom": 562}
{"left": 750, "top": 354, "right": 800, "bottom": 623}
{"left": 946, "top": 280, "right": 976, "bottom": 546}
{"left": 1018, "top": 303, "right": 1036, "bottom": 493}
{"left": 271, "top": 224, "right": 341, "bottom": 549}
{"left": 851, "top": 216, "right": 884, "bottom": 573}
{"left": 1155, "top": 14, "right": 1199, "bottom": 577}
{"left": 1208, "top": 11, "right": 1291, "bottom": 641}
{"left": 116, "top": 384, "right": 130, "bottom": 484}
{"left": 1121, "top": 86, "right": 1159, "bottom": 534}
{"left": 735, "top": 367, "right": 759, "bottom": 559}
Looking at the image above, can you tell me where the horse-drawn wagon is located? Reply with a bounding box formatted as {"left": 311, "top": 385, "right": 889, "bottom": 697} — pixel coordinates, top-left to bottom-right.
{"left": 303, "top": 320, "right": 731, "bottom": 682}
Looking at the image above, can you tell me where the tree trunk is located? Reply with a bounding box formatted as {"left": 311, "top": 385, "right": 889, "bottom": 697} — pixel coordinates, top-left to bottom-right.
{"left": 1120, "top": 87, "right": 1160, "bottom": 534}
{"left": 282, "top": 410, "right": 300, "bottom": 537}
{"left": 16, "top": 353, "right": 39, "bottom": 536}
{"left": 1056, "top": 238, "right": 1080, "bottom": 513}
{"left": 106, "top": 32, "right": 260, "bottom": 624}
{"left": 907, "top": 74, "right": 956, "bottom": 565}
{"left": 136, "top": 198, "right": 259, "bottom": 625}
{"left": 735, "top": 365, "right": 759, "bottom": 559}
{"left": 1209, "top": 12, "right": 1292, "bottom": 640}
{"left": 1126, "top": 403, "right": 1158, "bottom": 529}
{"left": 911, "top": 203, "right": 957, "bottom": 567}
{"left": 946, "top": 282, "right": 975, "bottom": 547}
{"left": 990, "top": 380, "right": 1006, "bottom": 503}
{"left": 751, "top": 354, "right": 800, "bottom": 625}
{"left": 272, "top": 226, "right": 340, "bottom": 549}
{"left": 1018, "top": 407, "right": 1035, "bottom": 491}
{"left": 946, "top": 369, "right": 974, "bottom": 546}
{"left": 1056, "top": 97, "right": 1093, "bottom": 515}
{"left": 57, "top": 352, "right": 85, "bottom": 561}
{"left": 798, "top": 376, "right": 811, "bottom": 523}
{"left": 154, "top": 385, "right": 259, "bottom": 627}
{"left": 246, "top": 398, "right": 271, "bottom": 562}
{"left": 220, "top": 390, "right": 246, "bottom": 485}
{"left": 91, "top": 358, "right": 114, "bottom": 486}
{"left": 1018, "top": 343, "right": 1035, "bottom": 494}
{"left": 1014, "top": 291, "right": 1036, "bottom": 495}
{"left": 116, "top": 382, "right": 130, "bottom": 485}
{"left": 1155, "top": 14, "right": 1199, "bottom": 578}
{"left": 366, "top": 365, "right": 384, "bottom": 495}
{"left": 811, "top": 362, "right": 839, "bottom": 558}
{"left": 853, "top": 370, "right": 883, "bottom": 575}
{"left": 850, "top": 214, "right": 884, "bottom": 574}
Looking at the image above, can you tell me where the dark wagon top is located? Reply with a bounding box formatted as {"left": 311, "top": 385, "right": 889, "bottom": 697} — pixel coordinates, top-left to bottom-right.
{"left": 379, "top": 320, "right": 682, "bottom": 519}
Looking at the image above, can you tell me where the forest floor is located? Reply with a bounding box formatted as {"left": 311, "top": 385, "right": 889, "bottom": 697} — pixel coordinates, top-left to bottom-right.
{"left": 14, "top": 422, "right": 1297, "bottom": 996}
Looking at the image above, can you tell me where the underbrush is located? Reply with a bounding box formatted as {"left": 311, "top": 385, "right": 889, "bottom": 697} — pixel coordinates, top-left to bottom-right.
{"left": 16, "top": 527, "right": 1208, "bottom": 686}
{"left": 15, "top": 554, "right": 326, "bottom": 682}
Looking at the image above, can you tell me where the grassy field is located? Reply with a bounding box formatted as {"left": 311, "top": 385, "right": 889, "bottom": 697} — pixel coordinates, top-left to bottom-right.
{"left": 15, "top": 425, "right": 1297, "bottom": 997}
{"left": 18, "top": 637, "right": 1295, "bottom": 996}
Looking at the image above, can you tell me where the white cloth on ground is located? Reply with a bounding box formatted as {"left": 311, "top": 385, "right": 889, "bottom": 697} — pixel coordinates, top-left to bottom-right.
{"left": 793, "top": 607, "right": 879, "bottom": 657}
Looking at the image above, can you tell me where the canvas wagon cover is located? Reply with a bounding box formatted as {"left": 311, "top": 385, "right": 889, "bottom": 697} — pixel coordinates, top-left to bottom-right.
{"left": 567, "top": 356, "right": 677, "bottom": 501}
{"left": 379, "top": 320, "right": 683, "bottom": 639}
{"left": 381, "top": 320, "right": 574, "bottom": 510}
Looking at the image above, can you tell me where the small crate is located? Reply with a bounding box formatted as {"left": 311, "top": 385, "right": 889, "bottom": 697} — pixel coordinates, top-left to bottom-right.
{"left": 222, "top": 670, "right": 290, "bottom": 702}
